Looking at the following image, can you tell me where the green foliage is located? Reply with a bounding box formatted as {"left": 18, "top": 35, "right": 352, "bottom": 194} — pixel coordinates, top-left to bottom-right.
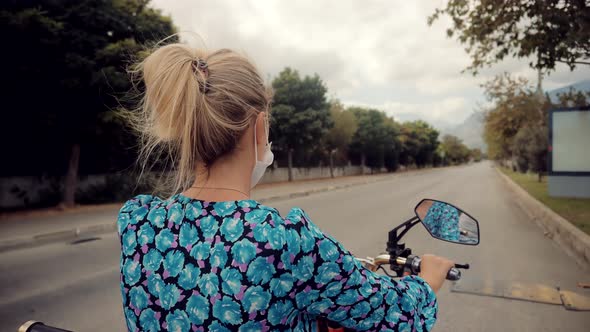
{"left": 325, "top": 100, "right": 358, "bottom": 163}
{"left": 512, "top": 125, "right": 548, "bottom": 178}
{"left": 470, "top": 148, "right": 483, "bottom": 162}
{"left": 1, "top": 0, "right": 177, "bottom": 176}
{"left": 349, "top": 108, "right": 401, "bottom": 170}
{"left": 481, "top": 73, "right": 559, "bottom": 179}
{"left": 439, "top": 135, "right": 471, "bottom": 165}
{"left": 399, "top": 121, "right": 439, "bottom": 167}
{"left": 429, "top": 0, "right": 590, "bottom": 73}
{"left": 272, "top": 67, "right": 329, "bottom": 111}
{"left": 270, "top": 68, "right": 332, "bottom": 167}
{"left": 482, "top": 73, "right": 545, "bottom": 160}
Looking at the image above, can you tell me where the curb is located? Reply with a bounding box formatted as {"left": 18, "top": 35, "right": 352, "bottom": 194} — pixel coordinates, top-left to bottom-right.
{"left": 495, "top": 167, "right": 590, "bottom": 270}
{"left": 0, "top": 223, "right": 116, "bottom": 254}
{"left": 256, "top": 175, "right": 392, "bottom": 203}
{"left": 0, "top": 176, "right": 393, "bottom": 254}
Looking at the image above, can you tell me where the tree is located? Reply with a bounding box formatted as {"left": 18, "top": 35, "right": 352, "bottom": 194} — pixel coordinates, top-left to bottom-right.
{"left": 429, "top": 0, "right": 590, "bottom": 73}
{"left": 325, "top": 100, "right": 358, "bottom": 177}
{"left": 512, "top": 125, "right": 549, "bottom": 181}
{"left": 482, "top": 74, "right": 545, "bottom": 160}
{"left": 270, "top": 68, "right": 332, "bottom": 180}
{"left": 481, "top": 73, "right": 554, "bottom": 175}
{"left": 439, "top": 135, "right": 471, "bottom": 165}
{"left": 399, "top": 121, "right": 440, "bottom": 167}
{"left": 1, "top": 0, "right": 176, "bottom": 207}
{"left": 383, "top": 117, "right": 402, "bottom": 172}
{"left": 556, "top": 88, "right": 590, "bottom": 107}
{"left": 470, "top": 148, "right": 483, "bottom": 162}
{"left": 349, "top": 108, "right": 401, "bottom": 172}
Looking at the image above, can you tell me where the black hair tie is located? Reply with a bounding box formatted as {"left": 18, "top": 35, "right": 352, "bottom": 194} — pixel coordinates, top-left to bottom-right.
{"left": 191, "top": 58, "right": 210, "bottom": 94}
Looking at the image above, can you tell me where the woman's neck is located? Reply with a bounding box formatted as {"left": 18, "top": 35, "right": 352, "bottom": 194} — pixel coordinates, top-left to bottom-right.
{"left": 182, "top": 158, "right": 252, "bottom": 202}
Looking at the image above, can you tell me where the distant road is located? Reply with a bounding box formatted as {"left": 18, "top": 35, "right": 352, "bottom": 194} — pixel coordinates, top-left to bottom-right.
{"left": 1, "top": 161, "right": 588, "bottom": 331}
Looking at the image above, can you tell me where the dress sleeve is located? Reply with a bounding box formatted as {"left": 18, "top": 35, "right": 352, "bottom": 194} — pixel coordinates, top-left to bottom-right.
{"left": 116, "top": 195, "right": 157, "bottom": 236}
{"left": 283, "top": 208, "right": 438, "bottom": 331}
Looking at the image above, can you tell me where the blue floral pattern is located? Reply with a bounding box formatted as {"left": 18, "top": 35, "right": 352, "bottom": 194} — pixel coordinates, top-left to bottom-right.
{"left": 422, "top": 201, "right": 460, "bottom": 242}
{"left": 118, "top": 193, "right": 438, "bottom": 331}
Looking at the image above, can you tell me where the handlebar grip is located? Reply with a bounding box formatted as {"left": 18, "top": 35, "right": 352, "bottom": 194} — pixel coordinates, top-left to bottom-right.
{"left": 407, "top": 256, "right": 462, "bottom": 281}
{"left": 18, "top": 321, "right": 73, "bottom": 332}
{"left": 446, "top": 267, "right": 461, "bottom": 281}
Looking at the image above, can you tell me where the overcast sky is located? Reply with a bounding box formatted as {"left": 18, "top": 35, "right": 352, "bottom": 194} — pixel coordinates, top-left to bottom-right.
{"left": 152, "top": 0, "right": 590, "bottom": 129}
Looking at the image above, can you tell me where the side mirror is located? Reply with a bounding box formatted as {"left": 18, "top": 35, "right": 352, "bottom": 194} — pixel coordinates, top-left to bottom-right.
{"left": 414, "top": 199, "right": 480, "bottom": 245}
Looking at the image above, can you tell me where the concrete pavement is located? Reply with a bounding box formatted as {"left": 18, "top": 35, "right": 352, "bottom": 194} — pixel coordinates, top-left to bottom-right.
{"left": 1, "top": 161, "right": 589, "bottom": 331}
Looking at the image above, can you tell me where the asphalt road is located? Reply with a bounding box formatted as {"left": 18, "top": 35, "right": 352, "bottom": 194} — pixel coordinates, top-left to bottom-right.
{"left": 1, "top": 161, "right": 589, "bottom": 331}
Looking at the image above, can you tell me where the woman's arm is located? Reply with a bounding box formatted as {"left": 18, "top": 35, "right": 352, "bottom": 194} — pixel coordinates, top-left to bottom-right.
{"left": 283, "top": 208, "right": 438, "bottom": 332}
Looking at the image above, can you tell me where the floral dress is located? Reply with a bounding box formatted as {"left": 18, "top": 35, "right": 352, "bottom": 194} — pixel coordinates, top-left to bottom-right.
{"left": 421, "top": 202, "right": 460, "bottom": 242}
{"left": 117, "top": 193, "right": 438, "bottom": 332}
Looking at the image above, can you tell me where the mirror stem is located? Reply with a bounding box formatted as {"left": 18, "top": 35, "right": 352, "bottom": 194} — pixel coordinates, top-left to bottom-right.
{"left": 387, "top": 216, "right": 421, "bottom": 278}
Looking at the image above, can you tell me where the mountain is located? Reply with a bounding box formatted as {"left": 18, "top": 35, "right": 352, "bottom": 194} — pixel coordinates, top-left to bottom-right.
{"left": 441, "top": 112, "right": 486, "bottom": 150}
{"left": 547, "top": 79, "right": 590, "bottom": 103}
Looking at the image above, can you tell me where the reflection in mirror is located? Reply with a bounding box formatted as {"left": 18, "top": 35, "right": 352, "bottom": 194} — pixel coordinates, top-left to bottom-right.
{"left": 414, "top": 199, "right": 479, "bottom": 245}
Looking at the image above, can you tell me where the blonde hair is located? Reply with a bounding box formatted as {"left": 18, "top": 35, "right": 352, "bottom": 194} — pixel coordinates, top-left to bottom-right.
{"left": 126, "top": 42, "right": 272, "bottom": 196}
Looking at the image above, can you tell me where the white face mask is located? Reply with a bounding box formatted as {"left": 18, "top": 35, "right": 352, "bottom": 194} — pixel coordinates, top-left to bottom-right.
{"left": 250, "top": 123, "right": 274, "bottom": 188}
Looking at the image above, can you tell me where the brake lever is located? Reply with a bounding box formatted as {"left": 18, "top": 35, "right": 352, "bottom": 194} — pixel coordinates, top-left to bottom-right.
{"left": 455, "top": 263, "right": 470, "bottom": 269}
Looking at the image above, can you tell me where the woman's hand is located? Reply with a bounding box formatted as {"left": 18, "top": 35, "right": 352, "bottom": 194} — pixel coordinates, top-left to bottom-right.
{"left": 419, "top": 254, "right": 455, "bottom": 293}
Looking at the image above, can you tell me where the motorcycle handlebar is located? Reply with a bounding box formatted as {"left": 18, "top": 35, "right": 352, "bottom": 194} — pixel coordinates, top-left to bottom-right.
{"left": 18, "top": 321, "right": 72, "bottom": 332}
{"left": 406, "top": 256, "right": 462, "bottom": 281}
{"left": 365, "top": 254, "right": 466, "bottom": 280}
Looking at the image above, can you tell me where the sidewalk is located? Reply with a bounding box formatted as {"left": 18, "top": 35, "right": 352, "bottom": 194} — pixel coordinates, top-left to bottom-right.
{"left": 0, "top": 172, "right": 401, "bottom": 253}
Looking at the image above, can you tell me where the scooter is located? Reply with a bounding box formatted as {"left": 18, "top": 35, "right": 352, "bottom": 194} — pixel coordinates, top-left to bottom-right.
{"left": 18, "top": 198, "right": 480, "bottom": 332}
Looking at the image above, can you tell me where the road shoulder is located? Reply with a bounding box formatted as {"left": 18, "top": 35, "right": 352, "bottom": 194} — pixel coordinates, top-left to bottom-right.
{"left": 495, "top": 166, "right": 590, "bottom": 270}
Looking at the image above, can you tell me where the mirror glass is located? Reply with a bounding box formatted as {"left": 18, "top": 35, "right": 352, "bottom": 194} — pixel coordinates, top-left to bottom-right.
{"left": 414, "top": 199, "right": 480, "bottom": 245}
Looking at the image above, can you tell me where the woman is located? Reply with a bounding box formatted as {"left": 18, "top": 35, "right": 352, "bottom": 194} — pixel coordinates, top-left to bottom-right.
{"left": 117, "top": 42, "right": 454, "bottom": 331}
{"left": 420, "top": 201, "right": 460, "bottom": 242}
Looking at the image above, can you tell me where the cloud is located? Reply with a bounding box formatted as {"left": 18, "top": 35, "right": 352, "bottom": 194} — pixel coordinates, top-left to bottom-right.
{"left": 152, "top": 0, "right": 590, "bottom": 126}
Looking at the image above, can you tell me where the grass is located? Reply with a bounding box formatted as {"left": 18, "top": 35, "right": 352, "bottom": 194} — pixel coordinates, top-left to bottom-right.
{"left": 500, "top": 167, "right": 590, "bottom": 235}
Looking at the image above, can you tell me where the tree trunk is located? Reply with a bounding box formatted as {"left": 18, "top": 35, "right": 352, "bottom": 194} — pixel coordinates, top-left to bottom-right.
{"left": 329, "top": 150, "right": 335, "bottom": 178}
{"left": 63, "top": 143, "right": 80, "bottom": 208}
{"left": 538, "top": 172, "right": 543, "bottom": 182}
{"left": 361, "top": 153, "right": 366, "bottom": 175}
{"left": 287, "top": 148, "right": 294, "bottom": 182}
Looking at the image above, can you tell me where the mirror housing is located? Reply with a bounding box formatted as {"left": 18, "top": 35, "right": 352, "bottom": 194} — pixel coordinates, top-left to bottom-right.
{"left": 414, "top": 199, "right": 480, "bottom": 245}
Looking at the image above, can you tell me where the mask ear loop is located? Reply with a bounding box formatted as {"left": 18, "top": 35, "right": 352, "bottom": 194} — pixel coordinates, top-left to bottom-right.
{"left": 265, "top": 114, "right": 271, "bottom": 147}
{"left": 253, "top": 122, "right": 259, "bottom": 163}
{"left": 262, "top": 112, "right": 271, "bottom": 148}
{"left": 254, "top": 112, "right": 271, "bottom": 163}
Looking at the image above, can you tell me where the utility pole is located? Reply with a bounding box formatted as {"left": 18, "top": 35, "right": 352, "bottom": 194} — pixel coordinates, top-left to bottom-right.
{"left": 535, "top": 53, "right": 546, "bottom": 124}
{"left": 537, "top": 68, "right": 543, "bottom": 94}
{"left": 535, "top": 52, "right": 544, "bottom": 101}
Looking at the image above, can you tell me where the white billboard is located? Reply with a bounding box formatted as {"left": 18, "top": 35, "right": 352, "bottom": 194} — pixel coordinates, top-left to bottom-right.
{"left": 551, "top": 109, "right": 590, "bottom": 173}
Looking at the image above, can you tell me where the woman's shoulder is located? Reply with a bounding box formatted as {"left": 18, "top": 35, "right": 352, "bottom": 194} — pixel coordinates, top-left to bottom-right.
{"left": 116, "top": 194, "right": 165, "bottom": 234}
{"left": 240, "top": 202, "right": 314, "bottom": 229}
{"left": 116, "top": 193, "right": 317, "bottom": 234}
{"left": 118, "top": 194, "right": 166, "bottom": 215}
{"left": 284, "top": 206, "right": 313, "bottom": 225}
